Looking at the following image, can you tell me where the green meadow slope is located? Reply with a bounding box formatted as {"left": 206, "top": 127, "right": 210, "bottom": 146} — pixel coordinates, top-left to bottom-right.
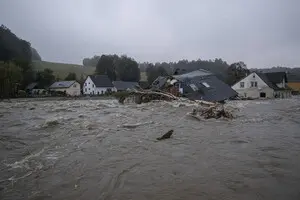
{"left": 32, "top": 61, "right": 95, "bottom": 79}
{"left": 32, "top": 61, "right": 147, "bottom": 81}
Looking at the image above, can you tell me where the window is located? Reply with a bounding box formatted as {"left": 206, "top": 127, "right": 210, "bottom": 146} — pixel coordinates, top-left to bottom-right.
{"left": 202, "top": 82, "right": 210, "bottom": 88}
{"left": 85, "top": 88, "right": 87, "bottom": 92}
{"left": 253, "top": 74, "right": 255, "bottom": 78}
{"left": 92, "top": 84, "right": 94, "bottom": 88}
{"left": 251, "top": 82, "right": 258, "bottom": 87}
{"left": 85, "top": 83, "right": 87, "bottom": 86}
{"left": 89, "top": 88, "right": 90, "bottom": 90}
{"left": 190, "top": 84, "right": 198, "bottom": 91}
{"left": 260, "top": 92, "right": 266, "bottom": 98}
{"left": 73, "top": 84, "right": 76, "bottom": 88}
{"left": 240, "top": 82, "right": 245, "bottom": 88}
{"left": 88, "top": 82, "right": 90, "bottom": 84}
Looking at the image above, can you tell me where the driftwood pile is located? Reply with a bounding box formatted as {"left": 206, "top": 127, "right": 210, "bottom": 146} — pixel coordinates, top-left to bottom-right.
{"left": 118, "top": 89, "right": 177, "bottom": 104}
{"left": 188, "top": 103, "right": 233, "bottom": 120}
{"left": 117, "top": 89, "right": 234, "bottom": 120}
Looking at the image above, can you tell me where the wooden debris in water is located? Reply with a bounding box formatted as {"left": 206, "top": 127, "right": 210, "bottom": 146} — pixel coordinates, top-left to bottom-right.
{"left": 188, "top": 103, "right": 234, "bottom": 120}
{"left": 157, "top": 130, "right": 174, "bottom": 140}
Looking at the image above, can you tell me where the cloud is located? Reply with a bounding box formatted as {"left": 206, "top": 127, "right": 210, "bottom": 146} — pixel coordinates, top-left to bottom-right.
{"left": 0, "top": 0, "right": 299, "bottom": 68}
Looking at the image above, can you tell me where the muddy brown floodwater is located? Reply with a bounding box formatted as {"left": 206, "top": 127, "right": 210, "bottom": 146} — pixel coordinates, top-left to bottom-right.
{"left": 0, "top": 97, "right": 300, "bottom": 200}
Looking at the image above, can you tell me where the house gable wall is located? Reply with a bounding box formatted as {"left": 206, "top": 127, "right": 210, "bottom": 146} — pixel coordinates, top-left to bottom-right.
{"left": 83, "top": 76, "right": 116, "bottom": 95}
{"left": 232, "top": 72, "right": 274, "bottom": 98}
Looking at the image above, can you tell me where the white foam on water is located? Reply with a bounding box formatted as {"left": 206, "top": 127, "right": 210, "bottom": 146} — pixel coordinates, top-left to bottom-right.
{"left": 5, "top": 148, "right": 45, "bottom": 169}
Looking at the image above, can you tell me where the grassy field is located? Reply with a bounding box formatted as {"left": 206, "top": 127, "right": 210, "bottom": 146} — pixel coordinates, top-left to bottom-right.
{"left": 32, "top": 61, "right": 95, "bottom": 79}
{"left": 33, "top": 61, "right": 148, "bottom": 81}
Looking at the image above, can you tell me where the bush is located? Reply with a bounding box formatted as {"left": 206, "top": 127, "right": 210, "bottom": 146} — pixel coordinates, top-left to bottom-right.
{"left": 112, "top": 91, "right": 131, "bottom": 99}
{"left": 18, "top": 90, "right": 26, "bottom": 98}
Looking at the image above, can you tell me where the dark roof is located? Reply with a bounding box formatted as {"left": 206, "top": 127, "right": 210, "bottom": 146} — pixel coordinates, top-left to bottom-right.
{"left": 173, "top": 69, "right": 212, "bottom": 80}
{"left": 257, "top": 72, "right": 286, "bottom": 90}
{"left": 180, "top": 75, "right": 238, "bottom": 102}
{"left": 150, "top": 69, "right": 237, "bottom": 102}
{"left": 89, "top": 75, "right": 114, "bottom": 87}
{"left": 264, "top": 72, "right": 287, "bottom": 83}
{"left": 113, "top": 81, "right": 138, "bottom": 90}
{"left": 49, "top": 81, "right": 76, "bottom": 89}
{"left": 288, "top": 74, "right": 300, "bottom": 82}
{"left": 151, "top": 76, "right": 169, "bottom": 89}
{"left": 26, "top": 82, "right": 38, "bottom": 90}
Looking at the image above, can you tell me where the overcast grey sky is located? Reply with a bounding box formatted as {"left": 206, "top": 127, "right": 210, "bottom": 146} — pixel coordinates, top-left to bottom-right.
{"left": 0, "top": 0, "right": 299, "bottom": 68}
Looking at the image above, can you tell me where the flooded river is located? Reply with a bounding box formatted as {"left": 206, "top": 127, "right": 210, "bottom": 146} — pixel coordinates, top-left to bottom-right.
{"left": 1, "top": 97, "right": 300, "bottom": 200}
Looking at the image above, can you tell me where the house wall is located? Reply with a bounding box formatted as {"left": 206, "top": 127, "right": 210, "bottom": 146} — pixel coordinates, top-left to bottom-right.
{"left": 274, "top": 90, "right": 292, "bottom": 98}
{"left": 83, "top": 76, "right": 116, "bottom": 95}
{"left": 236, "top": 87, "right": 274, "bottom": 98}
{"left": 32, "top": 89, "right": 47, "bottom": 95}
{"left": 51, "top": 82, "right": 81, "bottom": 96}
{"left": 232, "top": 72, "right": 274, "bottom": 98}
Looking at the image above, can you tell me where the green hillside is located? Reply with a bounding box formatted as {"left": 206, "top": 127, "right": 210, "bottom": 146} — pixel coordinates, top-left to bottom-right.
{"left": 33, "top": 60, "right": 148, "bottom": 81}
{"left": 32, "top": 61, "right": 95, "bottom": 79}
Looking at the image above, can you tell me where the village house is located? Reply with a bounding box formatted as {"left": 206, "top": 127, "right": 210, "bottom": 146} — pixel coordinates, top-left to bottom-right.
{"left": 25, "top": 82, "right": 46, "bottom": 95}
{"left": 49, "top": 80, "right": 81, "bottom": 96}
{"left": 83, "top": 75, "right": 116, "bottom": 95}
{"left": 112, "top": 81, "right": 139, "bottom": 91}
{"left": 152, "top": 69, "right": 237, "bottom": 102}
{"left": 231, "top": 72, "right": 291, "bottom": 99}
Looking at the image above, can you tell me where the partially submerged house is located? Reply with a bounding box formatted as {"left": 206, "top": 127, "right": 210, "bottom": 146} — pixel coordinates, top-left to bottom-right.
{"left": 25, "top": 82, "right": 46, "bottom": 95}
{"left": 83, "top": 75, "right": 116, "bottom": 95}
{"left": 49, "top": 80, "right": 81, "bottom": 96}
{"left": 231, "top": 72, "right": 291, "bottom": 98}
{"left": 152, "top": 69, "right": 237, "bottom": 102}
{"left": 112, "top": 81, "right": 139, "bottom": 91}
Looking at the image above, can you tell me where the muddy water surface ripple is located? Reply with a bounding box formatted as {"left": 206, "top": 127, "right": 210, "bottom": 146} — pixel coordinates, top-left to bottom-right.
{"left": 0, "top": 97, "right": 300, "bottom": 200}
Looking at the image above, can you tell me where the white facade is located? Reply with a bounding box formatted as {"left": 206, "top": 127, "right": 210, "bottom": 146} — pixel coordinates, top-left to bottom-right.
{"left": 83, "top": 76, "right": 116, "bottom": 95}
{"left": 231, "top": 72, "right": 291, "bottom": 99}
{"left": 232, "top": 72, "right": 274, "bottom": 98}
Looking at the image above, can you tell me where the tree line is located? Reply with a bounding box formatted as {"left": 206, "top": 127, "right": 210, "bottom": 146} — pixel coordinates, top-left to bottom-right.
{"left": 84, "top": 55, "right": 250, "bottom": 85}
{"left": 141, "top": 59, "right": 249, "bottom": 85}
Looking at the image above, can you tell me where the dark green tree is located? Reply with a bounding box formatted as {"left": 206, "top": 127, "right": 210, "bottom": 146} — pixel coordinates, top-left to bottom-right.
{"left": 95, "top": 55, "right": 118, "bottom": 81}
{"left": 116, "top": 55, "right": 140, "bottom": 82}
{"left": 0, "top": 63, "right": 23, "bottom": 98}
{"left": 36, "top": 68, "right": 55, "bottom": 88}
{"left": 31, "top": 47, "right": 42, "bottom": 61}
{"left": 65, "top": 72, "right": 77, "bottom": 81}
{"left": 227, "top": 61, "right": 250, "bottom": 85}
{"left": 0, "top": 25, "right": 34, "bottom": 92}
{"left": 83, "top": 55, "right": 100, "bottom": 67}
